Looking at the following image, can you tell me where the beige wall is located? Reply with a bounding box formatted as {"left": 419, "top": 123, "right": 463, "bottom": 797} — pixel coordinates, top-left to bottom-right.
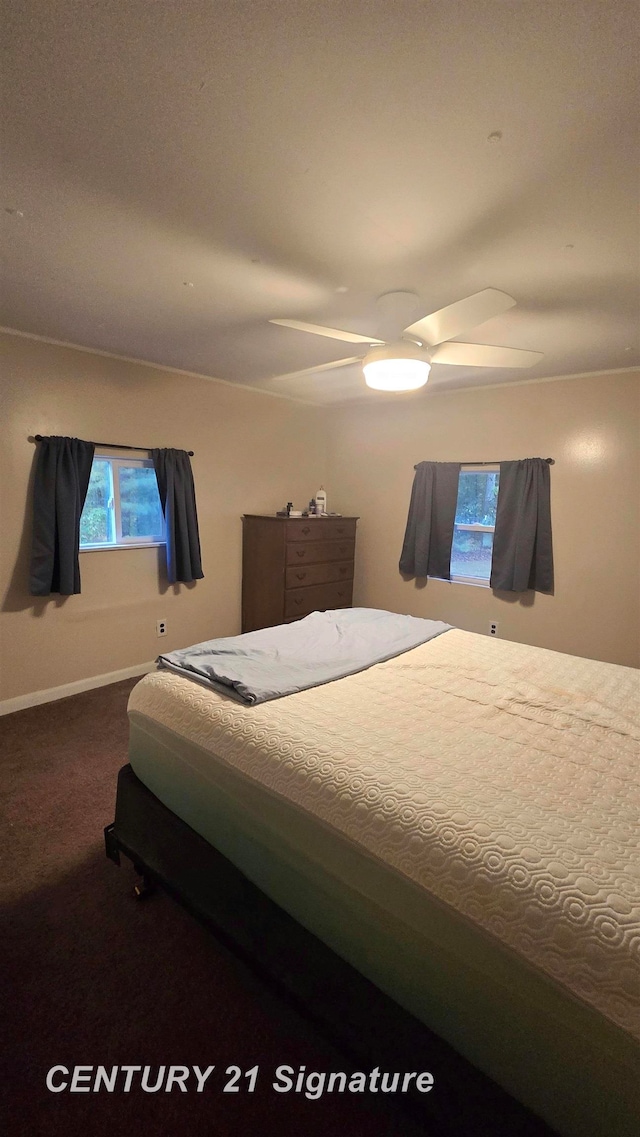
{"left": 2, "top": 335, "right": 637, "bottom": 707}
{"left": 0, "top": 333, "right": 327, "bottom": 702}
{"left": 327, "top": 371, "right": 639, "bottom": 667}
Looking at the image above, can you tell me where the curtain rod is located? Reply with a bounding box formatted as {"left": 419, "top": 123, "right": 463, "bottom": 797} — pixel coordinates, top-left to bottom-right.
{"left": 414, "top": 457, "right": 554, "bottom": 470}
{"left": 462, "top": 458, "right": 554, "bottom": 466}
{"left": 33, "top": 435, "right": 194, "bottom": 456}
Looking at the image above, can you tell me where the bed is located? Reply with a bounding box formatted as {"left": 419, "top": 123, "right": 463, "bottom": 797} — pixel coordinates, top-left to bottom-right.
{"left": 107, "top": 609, "right": 640, "bottom": 1137}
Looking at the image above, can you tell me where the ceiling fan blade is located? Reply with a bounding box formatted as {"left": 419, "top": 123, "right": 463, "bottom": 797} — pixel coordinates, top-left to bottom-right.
{"left": 404, "top": 288, "right": 517, "bottom": 346}
{"left": 431, "top": 342, "right": 543, "bottom": 368}
{"left": 267, "top": 356, "right": 363, "bottom": 382}
{"left": 270, "top": 318, "right": 383, "bottom": 345}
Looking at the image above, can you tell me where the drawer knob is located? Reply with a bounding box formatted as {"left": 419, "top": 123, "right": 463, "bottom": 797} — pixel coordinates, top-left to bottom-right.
{"left": 296, "top": 572, "right": 307, "bottom": 580}
{"left": 339, "top": 566, "right": 348, "bottom": 575}
{"left": 337, "top": 527, "right": 345, "bottom": 534}
{"left": 294, "top": 597, "right": 302, "bottom": 605}
{"left": 339, "top": 546, "right": 347, "bottom": 554}
{"left": 302, "top": 526, "right": 311, "bottom": 535}
{"left": 296, "top": 549, "right": 305, "bottom": 557}
{"left": 337, "top": 591, "right": 345, "bottom": 598}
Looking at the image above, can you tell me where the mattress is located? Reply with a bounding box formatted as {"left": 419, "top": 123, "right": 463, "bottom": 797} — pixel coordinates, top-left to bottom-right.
{"left": 127, "top": 627, "right": 640, "bottom": 1134}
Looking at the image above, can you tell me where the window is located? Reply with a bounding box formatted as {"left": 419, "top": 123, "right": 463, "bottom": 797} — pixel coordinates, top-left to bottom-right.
{"left": 80, "top": 456, "right": 165, "bottom": 550}
{"left": 450, "top": 466, "right": 499, "bottom": 585}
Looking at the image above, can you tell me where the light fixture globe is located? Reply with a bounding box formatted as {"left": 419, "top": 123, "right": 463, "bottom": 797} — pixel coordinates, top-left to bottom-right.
{"left": 363, "top": 341, "right": 431, "bottom": 391}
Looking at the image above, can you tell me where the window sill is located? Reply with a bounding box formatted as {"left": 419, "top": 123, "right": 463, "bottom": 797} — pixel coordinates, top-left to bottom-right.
{"left": 451, "top": 577, "right": 491, "bottom": 588}
{"left": 430, "top": 575, "right": 491, "bottom": 588}
{"left": 80, "top": 541, "right": 166, "bottom": 552}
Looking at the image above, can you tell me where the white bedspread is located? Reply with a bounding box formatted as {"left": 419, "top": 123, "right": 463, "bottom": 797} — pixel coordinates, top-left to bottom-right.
{"left": 129, "top": 629, "right": 640, "bottom": 1039}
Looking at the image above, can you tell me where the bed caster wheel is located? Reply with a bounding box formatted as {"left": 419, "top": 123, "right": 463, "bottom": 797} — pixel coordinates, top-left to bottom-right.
{"left": 133, "top": 876, "right": 155, "bottom": 900}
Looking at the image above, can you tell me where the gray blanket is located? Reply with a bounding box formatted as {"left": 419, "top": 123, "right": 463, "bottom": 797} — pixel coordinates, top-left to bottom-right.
{"left": 157, "top": 607, "right": 452, "bottom": 704}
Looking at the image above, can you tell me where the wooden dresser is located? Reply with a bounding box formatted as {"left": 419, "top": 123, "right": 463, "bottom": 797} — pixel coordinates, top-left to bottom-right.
{"left": 242, "top": 515, "right": 359, "bottom": 633}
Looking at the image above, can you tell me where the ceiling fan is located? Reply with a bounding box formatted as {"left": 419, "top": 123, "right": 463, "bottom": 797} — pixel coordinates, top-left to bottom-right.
{"left": 269, "top": 288, "right": 542, "bottom": 391}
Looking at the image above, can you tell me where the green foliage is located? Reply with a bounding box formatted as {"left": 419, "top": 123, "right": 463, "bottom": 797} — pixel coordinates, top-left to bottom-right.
{"left": 455, "top": 472, "right": 499, "bottom": 526}
{"left": 119, "top": 466, "right": 163, "bottom": 537}
{"left": 451, "top": 471, "right": 500, "bottom": 568}
{"left": 80, "top": 460, "right": 111, "bottom": 544}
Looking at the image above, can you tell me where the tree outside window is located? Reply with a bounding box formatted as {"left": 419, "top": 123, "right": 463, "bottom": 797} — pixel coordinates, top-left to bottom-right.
{"left": 450, "top": 468, "right": 499, "bottom": 582}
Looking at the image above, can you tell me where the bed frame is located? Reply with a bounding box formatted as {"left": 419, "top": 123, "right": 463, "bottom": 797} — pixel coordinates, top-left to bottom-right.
{"left": 106, "top": 763, "right": 558, "bottom": 1137}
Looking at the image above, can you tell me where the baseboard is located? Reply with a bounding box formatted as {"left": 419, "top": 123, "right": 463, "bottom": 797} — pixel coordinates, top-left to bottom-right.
{"left": 0, "top": 662, "right": 156, "bottom": 717}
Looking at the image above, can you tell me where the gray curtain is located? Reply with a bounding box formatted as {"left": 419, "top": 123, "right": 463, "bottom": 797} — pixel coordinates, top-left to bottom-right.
{"left": 152, "top": 448, "right": 204, "bottom": 584}
{"left": 399, "top": 461, "right": 461, "bottom": 578}
{"left": 490, "top": 458, "right": 553, "bottom": 593}
{"left": 29, "top": 436, "right": 95, "bottom": 596}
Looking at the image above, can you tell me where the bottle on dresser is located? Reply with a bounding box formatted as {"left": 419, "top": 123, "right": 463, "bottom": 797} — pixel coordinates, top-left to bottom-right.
{"left": 316, "top": 486, "right": 327, "bottom": 515}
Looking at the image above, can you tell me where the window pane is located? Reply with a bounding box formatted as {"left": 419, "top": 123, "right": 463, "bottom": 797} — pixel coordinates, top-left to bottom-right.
{"left": 454, "top": 471, "right": 499, "bottom": 525}
{"left": 451, "top": 471, "right": 499, "bottom": 579}
{"left": 80, "top": 460, "right": 115, "bottom": 545}
{"left": 118, "top": 465, "right": 163, "bottom": 538}
{"left": 450, "top": 530, "right": 495, "bottom": 579}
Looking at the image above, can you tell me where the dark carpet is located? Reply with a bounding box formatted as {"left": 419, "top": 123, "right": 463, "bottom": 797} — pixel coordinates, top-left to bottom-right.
{"left": 0, "top": 680, "right": 556, "bottom": 1137}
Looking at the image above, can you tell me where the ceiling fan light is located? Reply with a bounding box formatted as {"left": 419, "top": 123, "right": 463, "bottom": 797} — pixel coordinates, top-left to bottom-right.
{"left": 363, "top": 358, "right": 431, "bottom": 391}
{"left": 362, "top": 341, "right": 431, "bottom": 391}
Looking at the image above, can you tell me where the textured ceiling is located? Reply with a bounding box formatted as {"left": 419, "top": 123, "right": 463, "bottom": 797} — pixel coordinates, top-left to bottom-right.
{"left": 1, "top": 0, "right": 638, "bottom": 403}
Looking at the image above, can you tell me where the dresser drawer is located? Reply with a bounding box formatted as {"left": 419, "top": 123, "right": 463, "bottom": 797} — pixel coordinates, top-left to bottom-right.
{"left": 286, "top": 539, "right": 355, "bottom": 566}
{"left": 286, "top": 518, "right": 357, "bottom": 543}
{"left": 285, "top": 560, "right": 354, "bottom": 589}
{"left": 284, "top": 580, "right": 353, "bottom": 620}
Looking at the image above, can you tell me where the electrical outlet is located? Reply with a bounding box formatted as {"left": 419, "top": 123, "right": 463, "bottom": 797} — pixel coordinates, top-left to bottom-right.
{"left": 156, "top": 619, "right": 167, "bottom": 637}
{"left": 489, "top": 622, "right": 499, "bottom": 636}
